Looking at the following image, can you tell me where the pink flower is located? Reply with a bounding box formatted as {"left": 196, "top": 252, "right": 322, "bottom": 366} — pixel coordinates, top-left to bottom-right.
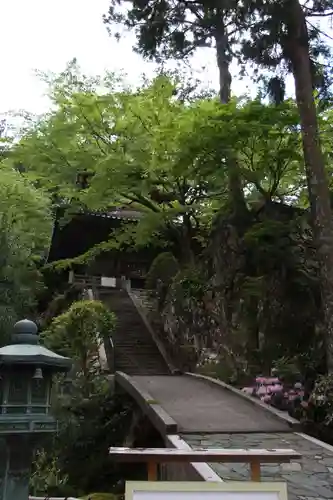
{"left": 269, "top": 384, "right": 283, "bottom": 393}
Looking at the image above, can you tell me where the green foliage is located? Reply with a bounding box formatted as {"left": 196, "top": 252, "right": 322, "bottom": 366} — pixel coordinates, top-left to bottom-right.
{"left": 198, "top": 360, "right": 240, "bottom": 385}
{"left": 40, "top": 285, "right": 83, "bottom": 329}
{"left": 0, "top": 165, "right": 51, "bottom": 254}
{"left": 42, "top": 300, "right": 115, "bottom": 394}
{"left": 31, "top": 393, "right": 136, "bottom": 497}
{"left": 272, "top": 356, "right": 302, "bottom": 384}
{"left": 13, "top": 68, "right": 230, "bottom": 264}
{"left": 172, "top": 267, "right": 209, "bottom": 300}
{"left": 145, "top": 252, "right": 179, "bottom": 307}
{"left": 11, "top": 65, "right": 306, "bottom": 270}
{"left": 146, "top": 252, "right": 179, "bottom": 290}
{"left": 0, "top": 165, "right": 52, "bottom": 343}
{"left": 310, "top": 374, "right": 333, "bottom": 427}
{"left": 43, "top": 299, "right": 115, "bottom": 356}
{"left": 30, "top": 450, "right": 69, "bottom": 497}
{"left": 53, "top": 393, "right": 135, "bottom": 494}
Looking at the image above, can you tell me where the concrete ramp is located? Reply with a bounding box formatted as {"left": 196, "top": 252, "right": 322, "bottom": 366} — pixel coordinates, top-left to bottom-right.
{"left": 120, "top": 373, "right": 293, "bottom": 434}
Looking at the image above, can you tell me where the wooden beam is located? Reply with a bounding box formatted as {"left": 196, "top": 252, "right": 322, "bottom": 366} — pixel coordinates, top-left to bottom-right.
{"left": 109, "top": 447, "right": 301, "bottom": 463}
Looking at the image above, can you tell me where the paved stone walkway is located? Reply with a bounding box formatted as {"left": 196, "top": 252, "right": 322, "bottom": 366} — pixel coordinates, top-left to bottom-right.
{"left": 184, "top": 432, "right": 333, "bottom": 500}
{"left": 131, "top": 375, "right": 291, "bottom": 433}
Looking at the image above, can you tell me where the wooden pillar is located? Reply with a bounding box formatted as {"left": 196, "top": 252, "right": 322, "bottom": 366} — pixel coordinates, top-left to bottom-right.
{"left": 250, "top": 461, "right": 261, "bottom": 481}
{"left": 147, "top": 461, "right": 158, "bottom": 481}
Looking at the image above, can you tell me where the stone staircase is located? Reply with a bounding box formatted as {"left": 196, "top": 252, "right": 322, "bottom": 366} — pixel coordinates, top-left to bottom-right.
{"left": 98, "top": 287, "right": 170, "bottom": 375}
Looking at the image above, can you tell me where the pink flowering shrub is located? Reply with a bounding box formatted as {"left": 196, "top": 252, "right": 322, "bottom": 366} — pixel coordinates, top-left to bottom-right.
{"left": 241, "top": 374, "right": 304, "bottom": 414}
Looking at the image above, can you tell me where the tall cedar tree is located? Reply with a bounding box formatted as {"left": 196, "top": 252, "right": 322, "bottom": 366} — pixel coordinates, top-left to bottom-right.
{"left": 104, "top": 0, "right": 247, "bottom": 216}
{"left": 236, "top": 0, "right": 333, "bottom": 371}
{"left": 105, "top": 0, "right": 333, "bottom": 371}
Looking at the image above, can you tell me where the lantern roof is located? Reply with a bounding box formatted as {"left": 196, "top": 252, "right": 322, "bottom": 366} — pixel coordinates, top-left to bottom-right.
{"left": 0, "top": 319, "right": 71, "bottom": 371}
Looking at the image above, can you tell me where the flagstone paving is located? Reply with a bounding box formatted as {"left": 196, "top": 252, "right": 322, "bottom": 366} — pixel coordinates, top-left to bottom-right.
{"left": 184, "top": 432, "right": 333, "bottom": 500}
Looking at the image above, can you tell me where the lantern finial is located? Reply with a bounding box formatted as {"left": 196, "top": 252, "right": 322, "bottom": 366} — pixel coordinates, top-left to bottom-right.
{"left": 12, "top": 319, "right": 39, "bottom": 345}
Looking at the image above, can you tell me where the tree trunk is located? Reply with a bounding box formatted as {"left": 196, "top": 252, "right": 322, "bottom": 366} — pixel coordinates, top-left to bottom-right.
{"left": 180, "top": 214, "right": 195, "bottom": 265}
{"left": 214, "top": 19, "right": 248, "bottom": 218}
{"left": 215, "top": 27, "right": 231, "bottom": 104}
{"left": 286, "top": 0, "right": 333, "bottom": 372}
{"left": 213, "top": 15, "right": 250, "bottom": 356}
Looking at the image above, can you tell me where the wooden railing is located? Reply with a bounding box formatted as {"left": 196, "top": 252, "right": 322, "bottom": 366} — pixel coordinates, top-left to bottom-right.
{"left": 73, "top": 273, "right": 131, "bottom": 291}
{"left": 73, "top": 274, "right": 101, "bottom": 288}
{"left": 109, "top": 446, "right": 302, "bottom": 482}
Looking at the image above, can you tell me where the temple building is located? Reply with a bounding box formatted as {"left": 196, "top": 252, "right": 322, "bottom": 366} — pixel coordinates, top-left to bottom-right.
{"left": 47, "top": 206, "right": 158, "bottom": 289}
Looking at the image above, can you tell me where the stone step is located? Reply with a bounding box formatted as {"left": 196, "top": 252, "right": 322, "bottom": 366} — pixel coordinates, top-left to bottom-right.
{"left": 100, "top": 289, "right": 170, "bottom": 375}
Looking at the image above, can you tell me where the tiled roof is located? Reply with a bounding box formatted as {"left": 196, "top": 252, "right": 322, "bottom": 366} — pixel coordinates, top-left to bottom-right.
{"left": 88, "top": 209, "right": 142, "bottom": 221}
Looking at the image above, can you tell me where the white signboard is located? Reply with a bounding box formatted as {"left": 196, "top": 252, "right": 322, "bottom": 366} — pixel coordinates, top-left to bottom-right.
{"left": 101, "top": 276, "right": 116, "bottom": 287}
{"left": 125, "top": 482, "right": 288, "bottom": 500}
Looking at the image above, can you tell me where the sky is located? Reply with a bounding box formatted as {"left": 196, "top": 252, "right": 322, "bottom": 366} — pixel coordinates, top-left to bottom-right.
{"left": 2, "top": 1, "right": 331, "bottom": 119}
{"left": 0, "top": 0, "right": 260, "bottom": 118}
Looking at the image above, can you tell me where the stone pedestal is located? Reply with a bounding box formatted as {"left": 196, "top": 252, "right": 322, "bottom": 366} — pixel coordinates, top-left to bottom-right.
{"left": 0, "top": 437, "right": 33, "bottom": 500}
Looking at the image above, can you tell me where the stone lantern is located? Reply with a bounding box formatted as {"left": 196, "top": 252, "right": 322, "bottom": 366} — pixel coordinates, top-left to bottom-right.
{"left": 0, "top": 319, "right": 72, "bottom": 500}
